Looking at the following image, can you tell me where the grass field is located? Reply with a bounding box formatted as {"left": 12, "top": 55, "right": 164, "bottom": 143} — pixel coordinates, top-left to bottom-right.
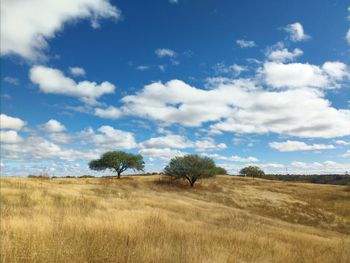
{"left": 1, "top": 175, "right": 349, "bottom": 263}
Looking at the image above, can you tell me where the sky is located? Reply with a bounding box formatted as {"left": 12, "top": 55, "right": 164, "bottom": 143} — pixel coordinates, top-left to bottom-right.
{"left": 1, "top": 0, "right": 350, "bottom": 176}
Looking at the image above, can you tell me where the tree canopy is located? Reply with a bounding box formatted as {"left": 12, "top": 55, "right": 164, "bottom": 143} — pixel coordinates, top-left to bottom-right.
{"left": 164, "top": 154, "right": 217, "bottom": 187}
{"left": 89, "top": 151, "right": 144, "bottom": 178}
{"left": 239, "top": 166, "right": 265, "bottom": 178}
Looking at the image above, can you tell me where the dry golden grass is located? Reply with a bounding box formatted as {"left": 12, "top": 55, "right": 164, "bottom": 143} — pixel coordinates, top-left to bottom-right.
{"left": 1, "top": 175, "right": 349, "bottom": 263}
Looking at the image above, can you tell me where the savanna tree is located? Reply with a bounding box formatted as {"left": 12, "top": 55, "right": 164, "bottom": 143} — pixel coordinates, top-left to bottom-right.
{"left": 89, "top": 151, "right": 144, "bottom": 179}
{"left": 239, "top": 166, "right": 265, "bottom": 178}
{"left": 164, "top": 154, "right": 217, "bottom": 187}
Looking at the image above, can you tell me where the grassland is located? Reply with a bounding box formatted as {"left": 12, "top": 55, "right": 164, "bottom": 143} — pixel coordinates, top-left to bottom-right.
{"left": 1, "top": 175, "right": 349, "bottom": 263}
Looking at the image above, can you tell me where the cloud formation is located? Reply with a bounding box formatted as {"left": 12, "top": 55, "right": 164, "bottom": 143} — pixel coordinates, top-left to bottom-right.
{"left": 0, "top": 114, "right": 26, "bottom": 130}
{"left": 1, "top": 0, "right": 120, "bottom": 60}
{"left": 269, "top": 140, "right": 335, "bottom": 152}
{"left": 122, "top": 79, "right": 350, "bottom": 138}
{"left": 30, "top": 65, "right": 115, "bottom": 105}
{"left": 284, "top": 22, "right": 310, "bottom": 42}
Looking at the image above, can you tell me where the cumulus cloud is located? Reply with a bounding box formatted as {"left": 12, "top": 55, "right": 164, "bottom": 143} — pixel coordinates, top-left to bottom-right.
{"left": 93, "top": 125, "right": 137, "bottom": 149}
{"left": 269, "top": 140, "right": 335, "bottom": 152}
{"left": 322, "top": 61, "right": 349, "bottom": 81}
{"left": 262, "top": 62, "right": 329, "bottom": 89}
{"left": 122, "top": 79, "right": 350, "bottom": 138}
{"left": 284, "top": 22, "right": 310, "bottom": 42}
{"left": 194, "top": 138, "right": 227, "bottom": 151}
{"left": 140, "top": 134, "right": 226, "bottom": 152}
{"left": 236, "top": 39, "right": 256, "bottom": 48}
{"left": 335, "top": 140, "right": 350, "bottom": 146}
{"left": 42, "top": 119, "right": 66, "bottom": 133}
{"left": 2, "top": 136, "right": 98, "bottom": 161}
{"left": 30, "top": 65, "right": 115, "bottom": 105}
{"left": 1, "top": 0, "right": 121, "bottom": 60}
{"left": 155, "top": 48, "right": 177, "bottom": 58}
{"left": 202, "top": 153, "right": 258, "bottom": 162}
{"left": 0, "top": 130, "right": 23, "bottom": 143}
{"left": 140, "top": 134, "right": 192, "bottom": 149}
{"left": 266, "top": 47, "right": 303, "bottom": 63}
{"left": 290, "top": 161, "right": 350, "bottom": 174}
{"left": 213, "top": 63, "right": 247, "bottom": 76}
{"left": 69, "top": 67, "right": 86, "bottom": 77}
{"left": 0, "top": 114, "right": 26, "bottom": 130}
{"left": 139, "top": 148, "right": 185, "bottom": 161}
{"left": 94, "top": 106, "right": 122, "bottom": 119}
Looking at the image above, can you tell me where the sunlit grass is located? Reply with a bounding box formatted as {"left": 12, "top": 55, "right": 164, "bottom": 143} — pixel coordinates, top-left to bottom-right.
{"left": 1, "top": 176, "right": 349, "bottom": 262}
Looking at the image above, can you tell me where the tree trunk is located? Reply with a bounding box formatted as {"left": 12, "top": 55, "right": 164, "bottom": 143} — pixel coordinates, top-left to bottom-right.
{"left": 190, "top": 181, "right": 194, "bottom": 188}
{"left": 117, "top": 172, "right": 121, "bottom": 179}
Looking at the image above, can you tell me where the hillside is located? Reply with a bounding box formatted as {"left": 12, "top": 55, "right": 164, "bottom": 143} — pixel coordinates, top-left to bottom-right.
{"left": 1, "top": 175, "right": 349, "bottom": 263}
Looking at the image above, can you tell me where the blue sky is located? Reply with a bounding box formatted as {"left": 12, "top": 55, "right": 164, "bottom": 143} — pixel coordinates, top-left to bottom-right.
{"left": 1, "top": 0, "right": 350, "bottom": 176}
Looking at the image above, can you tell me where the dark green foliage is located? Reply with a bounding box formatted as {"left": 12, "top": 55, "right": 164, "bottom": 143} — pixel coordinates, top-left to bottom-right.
{"left": 256, "top": 174, "right": 350, "bottom": 185}
{"left": 212, "top": 166, "right": 227, "bottom": 175}
{"left": 239, "top": 166, "right": 265, "bottom": 177}
{"left": 89, "top": 151, "right": 144, "bottom": 178}
{"left": 164, "top": 154, "right": 216, "bottom": 187}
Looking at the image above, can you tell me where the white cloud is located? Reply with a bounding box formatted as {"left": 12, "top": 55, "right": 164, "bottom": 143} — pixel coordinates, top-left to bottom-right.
{"left": 201, "top": 153, "right": 258, "bottom": 162}
{"left": 322, "top": 61, "right": 349, "bottom": 81}
{"left": 155, "top": 48, "right": 177, "bottom": 58}
{"left": 140, "top": 134, "right": 226, "bottom": 152}
{"left": 289, "top": 161, "right": 350, "bottom": 174}
{"left": 93, "top": 125, "right": 137, "bottom": 149}
{"left": 30, "top": 65, "right": 115, "bottom": 105}
{"left": 236, "top": 39, "right": 256, "bottom": 48}
{"left": 0, "top": 130, "right": 23, "bottom": 143}
{"left": 122, "top": 79, "right": 350, "bottom": 138}
{"left": 169, "top": 0, "right": 178, "bottom": 4}
{"left": 42, "top": 119, "right": 66, "bottom": 133}
{"left": 0, "top": 114, "right": 26, "bottom": 130}
{"left": 140, "top": 134, "right": 191, "bottom": 149}
{"left": 2, "top": 136, "right": 98, "bottom": 161}
{"left": 335, "top": 140, "right": 350, "bottom": 146}
{"left": 269, "top": 140, "right": 335, "bottom": 152}
{"left": 3, "top": 77, "right": 19, "bottom": 85}
{"left": 262, "top": 62, "right": 330, "bottom": 89}
{"left": 213, "top": 63, "right": 247, "bottom": 76}
{"left": 139, "top": 148, "right": 185, "bottom": 161}
{"left": 343, "top": 150, "right": 350, "bottom": 157}
{"left": 1, "top": 0, "right": 120, "bottom": 60}
{"left": 69, "top": 67, "right": 86, "bottom": 77}
{"left": 230, "top": 155, "right": 258, "bottom": 162}
{"left": 194, "top": 138, "right": 227, "bottom": 151}
{"left": 94, "top": 106, "right": 122, "bottom": 119}
{"left": 266, "top": 48, "right": 303, "bottom": 63}
{"left": 136, "top": 65, "right": 150, "bottom": 71}
{"left": 284, "top": 22, "right": 310, "bottom": 42}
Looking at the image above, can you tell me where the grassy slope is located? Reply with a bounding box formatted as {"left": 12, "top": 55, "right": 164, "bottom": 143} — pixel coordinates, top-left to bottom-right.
{"left": 1, "top": 175, "right": 349, "bottom": 263}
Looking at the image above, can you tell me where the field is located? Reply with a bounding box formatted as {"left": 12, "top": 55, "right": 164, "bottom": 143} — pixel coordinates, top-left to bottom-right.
{"left": 1, "top": 175, "right": 349, "bottom": 263}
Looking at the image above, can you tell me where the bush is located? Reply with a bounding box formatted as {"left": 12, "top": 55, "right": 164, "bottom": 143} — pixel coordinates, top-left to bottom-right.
{"left": 239, "top": 166, "right": 265, "bottom": 178}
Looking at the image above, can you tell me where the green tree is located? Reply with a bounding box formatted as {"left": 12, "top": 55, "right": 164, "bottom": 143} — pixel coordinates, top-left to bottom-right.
{"left": 212, "top": 166, "right": 227, "bottom": 175}
{"left": 89, "top": 151, "right": 144, "bottom": 179}
{"left": 239, "top": 166, "right": 265, "bottom": 178}
{"left": 164, "top": 154, "right": 216, "bottom": 187}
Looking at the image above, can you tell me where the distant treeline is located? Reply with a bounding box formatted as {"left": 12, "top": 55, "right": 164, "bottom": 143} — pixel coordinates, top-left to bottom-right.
{"left": 239, "top": 174, "right": 350, "bottom": 185}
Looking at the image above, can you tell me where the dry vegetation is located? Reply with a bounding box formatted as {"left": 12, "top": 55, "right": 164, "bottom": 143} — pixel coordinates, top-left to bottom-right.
{"left": 1, "top": 175, "right": 349, "bottom": 263}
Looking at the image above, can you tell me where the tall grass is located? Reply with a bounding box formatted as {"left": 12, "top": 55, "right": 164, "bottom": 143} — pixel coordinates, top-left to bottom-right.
{"left": 1, "top": 176, "right": 349, "bottom": 262}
